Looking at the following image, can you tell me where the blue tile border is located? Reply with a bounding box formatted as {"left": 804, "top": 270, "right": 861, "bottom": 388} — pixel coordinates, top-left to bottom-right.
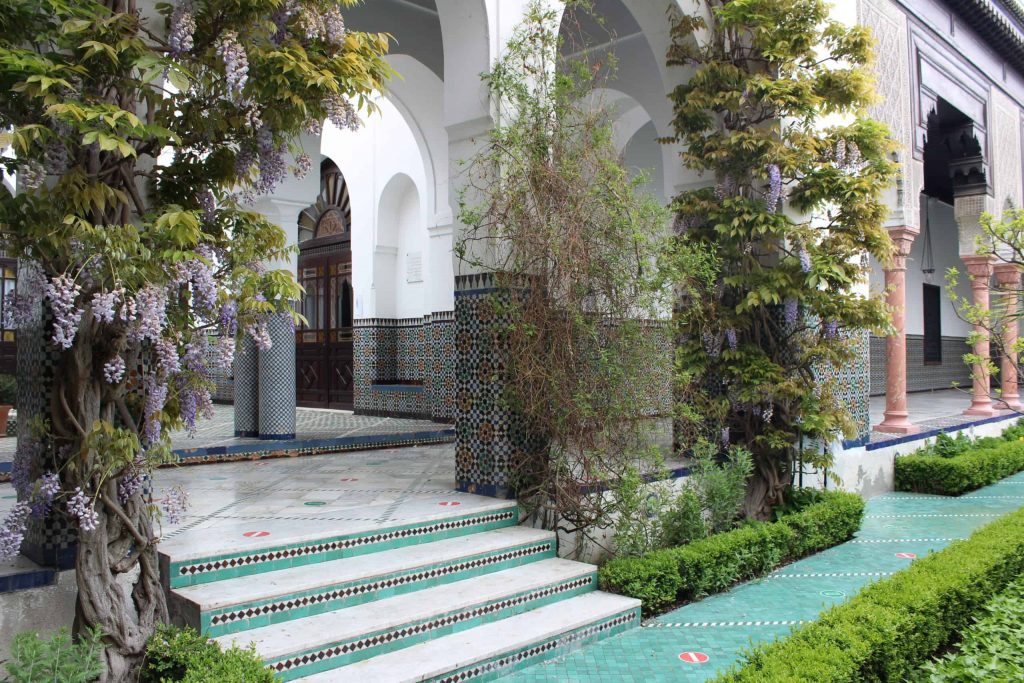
{"left": 853, "top": 412, "right": 1019, "bottom": 451}
{"left": 371, "top": 383, "right": 426, "bottom": 394}
{"left": 0, "top": 566, "right": 56, "bottom": 594}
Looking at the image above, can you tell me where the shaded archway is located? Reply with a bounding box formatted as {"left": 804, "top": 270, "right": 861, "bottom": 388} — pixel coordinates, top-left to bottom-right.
{"left": 295, "top": 160, "right": 355, "bottom": 409}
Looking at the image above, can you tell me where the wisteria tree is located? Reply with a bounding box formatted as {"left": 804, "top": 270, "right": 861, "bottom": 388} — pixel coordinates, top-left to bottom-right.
{"left": 0, "top": 0, "right": 389, "bottom": 678}
{"left": 665, "top": 0, "right": 896, "bottom": 517}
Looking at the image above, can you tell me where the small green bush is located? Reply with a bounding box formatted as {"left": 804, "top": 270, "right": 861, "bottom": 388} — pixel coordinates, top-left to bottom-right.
{"left": 689, "top": 443, "right": 753, "bottom": 534}
{"left": 895, "top": 435, "right": 1024, "bottom": 495}
{"left": 140, "top": 624, "right": 273, "bottom": 683}
{"left": 660, "top": 488, "right": 707, "bottom": 547}
{"left": 713, "top": 503, "right": 1024, "bottom": 682}
{"left": 3, "top": 627, "right": 104, "bottom": 683}
{"left": 600, "top": 490, "right": 864, "bottom": 614}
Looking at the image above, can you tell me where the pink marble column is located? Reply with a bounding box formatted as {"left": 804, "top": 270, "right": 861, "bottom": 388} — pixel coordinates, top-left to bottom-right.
{"left": 874, "top": 226, "right": 920, "bottom": 434}
{"left": 962, "top": 255, "right": 996, "bottom": 417}
{"left": 993, "top": 263, "right": 1022, "bottom": 411}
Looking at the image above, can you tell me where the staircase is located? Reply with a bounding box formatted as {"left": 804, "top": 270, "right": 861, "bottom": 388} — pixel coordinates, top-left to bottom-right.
{"left": 160, "top": 495, "right": 639, "bottom": 681}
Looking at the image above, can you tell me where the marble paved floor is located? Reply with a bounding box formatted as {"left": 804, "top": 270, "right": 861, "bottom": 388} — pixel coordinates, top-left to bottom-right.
{"left": 868, "top": 388, "right": 1016, "bottom": 445}
{"left": 0, "top": 404, "right": 446, "bottom": 464}
{"left": 505, "top": 471, "right": 1024, "bottom": 682}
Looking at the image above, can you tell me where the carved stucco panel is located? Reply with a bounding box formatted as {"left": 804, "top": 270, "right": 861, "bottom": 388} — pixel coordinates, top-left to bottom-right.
{"left": 991, "top": 88, "right": 1023, "bottom": 217}
{"left": 859, "top": 0, "right": 920, "bottom": 227}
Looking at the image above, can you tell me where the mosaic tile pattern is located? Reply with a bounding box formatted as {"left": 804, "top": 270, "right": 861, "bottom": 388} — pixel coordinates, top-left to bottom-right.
{"left": 353, "top": 313, "right": 456, "bottom": 420}
{"left": 869, "top": 335, "right": 973, "bottom": 395}
{"left": 234, "top": 336, "right": 259, "bottom": 437}
{"left": 258, "top": 315, "right": 297, "bottom": 439}
{"left": 505, "top": 471, "right": 1024, "bottom": 682}
{"left": 820, "top": 329, "right": 871, "bottom": 442}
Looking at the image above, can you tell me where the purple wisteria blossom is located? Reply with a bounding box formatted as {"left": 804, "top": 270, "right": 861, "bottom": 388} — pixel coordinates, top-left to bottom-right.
{"left": 823, "top": 320, "right": 839, "bottom": 339}
{"left": 103, "top": 355, "right": 126, "bottom": 384}
{"left": 714, "top": 174, "right": 735, "bottom": 201}
{"left": 255, "top": 127, "right": 287, "bottom": 195}
{"left": 702, "top": 331, "right": 722, "bottom": 359}
{"left": 118, "top": 470, "right": 143, "bottom": 505}
{"left": 219, "top": 301, "right": 238, "bottom": 337}
{"left": 294, "top": 153, "right": 312, "bottom": 179}
{"left": 134, "top": 285, "right": 167, "bottom": 342}
{"left": 324, "top": 6, "right": 346, "bottom": 45}
{"left": 725, "top": 328, "right": 738, "bottom": 350}
{"left": 214, "top": 336, "right": 235, "bottom": 369}
{"left": 168, "top": 1, "right": 196, "bottom": 56}
{"left": 247, "top": 322, "right": 272, "bottom": 351}
{"left": 188, "top": 246, "right": 218, "bottom": 314}
{"left": 306, "top": 119, "right": 322, "bottom": 136}
{"left": 161, "top": 486, "right": 189, "bottom": 525}
{"left": 216, "top": 31, "right": 248, "bottom": 98}
{"left": 67, "top": 487, "right": 99, "bottom": 532}
{"left": 155, "top": 338, "right": 181, "bottom": 376}
{"left": 0, "top": 502, "right": 30, "bottom": 559}
{"left": 199, "top": 189, "right": 216, "bottom": 223}
{"left": 324, "top": 93, "right": 361, "bottom": 131}
{"left": 45, "top": 275, "right": 83, "bottom": 349}
{"left": 784, "top": 297, "right": 799, "bottom": 327}
{"left": 91, "top": 289, "right": 119, "bottom": 324}
{"left": 143, "top": 376, "right": 169, "bottom": 444}
{"left": 765, "top": 164, "right": 782, "bottom": 213}
{"left": 798, "top": 247, "right": 811, "bottom": 273}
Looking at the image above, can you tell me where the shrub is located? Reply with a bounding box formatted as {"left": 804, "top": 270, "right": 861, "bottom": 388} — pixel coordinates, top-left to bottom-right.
{"left": 713, "top": 504, "right": 1024, "bottom": 682}
{"left": 139, "top": 624, "right": 273, "bottom": 683}
{"left": 689, "top": 443, "right": 753, "bottom": 534}
{"left": 600, "top": 490, "right": 863, "bottom": 614}
{"left": 895, "top": 437, "right": 1024, "bottom": 495}
{"left": 927, "top": 431, "right": 974, "bottom": 458}
{"left": 3, "top": 628, "right": 104, "bottom": 683}
{"left": 661, "top": 488, "right": 707, "bottom": 547}
{"left": 920, "top": 576, "right": 1024, "bottom": 681}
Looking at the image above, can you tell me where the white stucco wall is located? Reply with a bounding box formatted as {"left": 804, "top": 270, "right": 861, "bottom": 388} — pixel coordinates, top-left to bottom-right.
{"left": 869, "top": 196, "right": 973, "bottom": 338}
{"left": 321, "top": 98, "right": 439, "bottom": 320}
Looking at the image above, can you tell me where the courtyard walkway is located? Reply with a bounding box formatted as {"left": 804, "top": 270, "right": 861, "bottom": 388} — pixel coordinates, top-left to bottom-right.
{"left": 506, "top": 471, "right": 1024, "bottom": 682}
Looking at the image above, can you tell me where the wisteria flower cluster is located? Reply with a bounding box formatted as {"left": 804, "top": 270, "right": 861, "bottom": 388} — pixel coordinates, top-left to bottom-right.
{"left": 324, "top": 93, "right": 361, "bottom": 131}
{"left": 765, "top": 164, "right": 782, "bottom": 213}
{"left": 0, "top": 503, "right": 30, "bottom": 558}
{"left": 67, "top": 487, "right": 99, "bottom": 532}
{"left": 45, "top": 275, "right": 84, "bottom": 349}
{"left": 216, "top": 31, "right": 249, "bottom": 99}
{"left": 168, "top": 1, "right": 196, "bottom": 56}
{"left": 299, "top": 4, "right": 347, "bottom": 46}
{"left": 161, "top": 486, "right": 189, "bottom": 525}
{"left": 103, "top": 355, "right": 126, "bottom": 384}
{"left": 784, "top": 297, "right": 799, "bottom": 327}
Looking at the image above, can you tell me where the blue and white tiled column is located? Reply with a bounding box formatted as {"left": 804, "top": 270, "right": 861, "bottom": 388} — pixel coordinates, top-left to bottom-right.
{"left": 233, "top": 335, "right": 259, "bottom": 438}
{"left": 258, "top": 314, "right": 296, "bottom": 440}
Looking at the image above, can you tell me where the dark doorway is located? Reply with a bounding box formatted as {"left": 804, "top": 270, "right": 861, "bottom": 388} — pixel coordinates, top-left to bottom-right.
{"left": 295, "top": 161, "right": 355, "bottom": 409}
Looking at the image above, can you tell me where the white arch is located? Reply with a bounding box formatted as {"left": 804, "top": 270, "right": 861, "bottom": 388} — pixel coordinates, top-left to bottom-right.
{"left": 376, "top": 173, "right": 425, "bottom": 318}
{"left": 382, "top": 54, "right": 451, "bottom": 227}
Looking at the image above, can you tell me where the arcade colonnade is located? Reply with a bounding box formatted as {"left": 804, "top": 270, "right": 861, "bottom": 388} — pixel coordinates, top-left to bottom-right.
{"left": 230, "top": 0, "right": 701, "bottom": 494}
{"left": 862, "top": 0, "right": 1024, "bottom": 435}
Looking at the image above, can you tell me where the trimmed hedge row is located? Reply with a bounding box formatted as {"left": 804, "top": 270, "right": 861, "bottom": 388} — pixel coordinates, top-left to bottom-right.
{"left": 599, "top": 491, "right": 864, "bottom": 615}
{"left": 712, "top": 503, "right": 1024, "bottom": 682}
{"left": 894, "top": 433, "right": 1024, "bottom": 495}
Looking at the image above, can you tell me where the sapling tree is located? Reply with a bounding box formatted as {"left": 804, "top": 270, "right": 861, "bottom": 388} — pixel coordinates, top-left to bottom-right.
{"left": 664, "top": 0, "right": 896, "bottom": 517}
{"left": 948, "top": 208, "right": 1024, "bottom": 410}
{"left": 0, "top": 0, "right": 389, "bottom": 678}
{"left": 456, "top": 1, "right": 712, "bottom": 553}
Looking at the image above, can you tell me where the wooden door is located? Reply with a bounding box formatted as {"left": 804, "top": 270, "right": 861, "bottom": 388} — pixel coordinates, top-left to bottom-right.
{"left": 296, "top": 243, "right": 354, "bottom": 409}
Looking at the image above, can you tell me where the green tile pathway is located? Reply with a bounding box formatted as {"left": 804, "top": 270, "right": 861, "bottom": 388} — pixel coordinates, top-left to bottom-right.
{"left": 505, "top": 471, "right": 1024, "bottom": 682}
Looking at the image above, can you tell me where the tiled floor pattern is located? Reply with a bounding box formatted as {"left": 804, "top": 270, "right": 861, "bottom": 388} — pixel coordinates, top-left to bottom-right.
{"left": 505, "top": 471, "right": 1024, "bottom": 682}
{"left": 867, "top": 389, "right": 1016, "bottom": 446}
{"left": 0, "top": 404, "right": 446, "bottom": 463}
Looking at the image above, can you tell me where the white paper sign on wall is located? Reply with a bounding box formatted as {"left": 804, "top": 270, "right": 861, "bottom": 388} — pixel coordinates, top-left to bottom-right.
{"left": 406, "top": 251, "right": 423, "bottom": 283}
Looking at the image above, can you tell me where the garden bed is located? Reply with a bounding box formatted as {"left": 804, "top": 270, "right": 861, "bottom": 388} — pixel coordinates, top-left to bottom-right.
{"left": 599, "top": 490, "right": 864, "bottom": 615}
{"left": 710, "top": 501, "right": 1024, "bottom": 682}
{"left": 895, "top": 426, "right": 1024, "bottom": 495}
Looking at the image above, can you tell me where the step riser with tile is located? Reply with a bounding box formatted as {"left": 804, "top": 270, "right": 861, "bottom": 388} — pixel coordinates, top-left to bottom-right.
{"left": 179, "top": 536, "right": 558, "bottom": 637}
{"left": 269, "top": 572, "right": 599, "bottom": 681}
{"left": 162, "top": 506, "right": 519, "bottom": 589}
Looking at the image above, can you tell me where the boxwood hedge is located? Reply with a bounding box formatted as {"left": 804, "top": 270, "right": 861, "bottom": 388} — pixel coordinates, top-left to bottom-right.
{"left": 712, "top": 504, "right": 1024, "bottom": 682}
{"left": 599, "top": 490, "right": 864, "bottom": 615}
{"left": 894, "top": 429, "right": 1024, "bottom": 495}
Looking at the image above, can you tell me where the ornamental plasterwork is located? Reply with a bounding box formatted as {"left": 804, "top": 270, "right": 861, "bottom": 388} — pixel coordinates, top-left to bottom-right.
{"left": 858, "top": 0, "right": 921, "bottom": 228}
{"left": 991, "top": 88, "right": 1023, "bottom": 217}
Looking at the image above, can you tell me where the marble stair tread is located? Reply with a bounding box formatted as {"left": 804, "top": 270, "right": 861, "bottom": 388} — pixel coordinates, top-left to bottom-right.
{"left": 213, "top": 558, "right": 595, "bottom": 660}
{"left": 159, "top": 495, "right": 516, "bottom": 561}
{"left": 297, "top": 591, "right": 641, "bottom": 683}
{"left": 172, "top": 526, "right": 556, "bottom": 610}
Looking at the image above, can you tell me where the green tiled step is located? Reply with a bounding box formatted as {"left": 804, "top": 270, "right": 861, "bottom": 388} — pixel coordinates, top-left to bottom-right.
{"left": 215, "top": 559, "right": 598, "bottom": 682}
{"left": 159, "top": 499, "right": 518, "bottom": 588}
{"left": 171, "top": 527, "right": 557, "bottom": 637}
{"left": 296, "top": 591, "right": 641, "bottom": 683}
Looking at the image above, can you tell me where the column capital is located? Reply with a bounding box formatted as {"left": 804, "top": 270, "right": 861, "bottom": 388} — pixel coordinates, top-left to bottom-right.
{"left": 885, "top": 225, "right": 919, "bottom": 270}
{"left": 993, "top": 262, "right": 1022, "bottom": 288}
{"left": 962, "top": 254, "right": 995, "bottom": 286}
